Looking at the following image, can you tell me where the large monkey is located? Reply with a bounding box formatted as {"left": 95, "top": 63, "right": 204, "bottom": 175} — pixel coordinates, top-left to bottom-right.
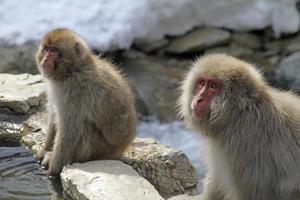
{"left": 35, "top": 28, "right": 136, "bottom": 176}
{"left": 179, "top": 54, "right": 300, "bottom": 200}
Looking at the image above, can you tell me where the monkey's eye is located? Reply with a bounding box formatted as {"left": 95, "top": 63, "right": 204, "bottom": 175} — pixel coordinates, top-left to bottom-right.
{"left": 209, "top": 82, "right": 218, "bottom": 89}
{"left": 199, "top": 80, "right": 205, "bottom": 86}
{"left": 50, "top": 48, "right": 58, "bottom": 53}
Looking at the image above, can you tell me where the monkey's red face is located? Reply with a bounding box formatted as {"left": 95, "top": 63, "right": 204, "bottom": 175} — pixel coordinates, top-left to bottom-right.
{"left": 40, "top": 45, "right": 60, "bottom": 75}
{"left": 191, "top": 77, "right": 221, "bottom": 118}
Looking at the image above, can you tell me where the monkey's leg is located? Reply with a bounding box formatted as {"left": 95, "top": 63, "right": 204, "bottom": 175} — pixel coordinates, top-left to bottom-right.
{"left": 37, "top": 112, "right": 56, "bottom": 162}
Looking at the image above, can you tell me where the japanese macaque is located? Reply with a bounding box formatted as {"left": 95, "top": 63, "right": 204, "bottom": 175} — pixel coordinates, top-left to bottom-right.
{"left": 35, "top": 28, "right": 137, "bottom": 176}
{"left": 179, "top": 54, "right": 300, "bottom": 200}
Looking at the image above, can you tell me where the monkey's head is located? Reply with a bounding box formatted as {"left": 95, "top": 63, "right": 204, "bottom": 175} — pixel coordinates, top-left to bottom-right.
{"left": 179, "top": 53, "right": 267, "bottom": 133}
{"left": 36, "top": 28, "right": 92, "bottom": 80}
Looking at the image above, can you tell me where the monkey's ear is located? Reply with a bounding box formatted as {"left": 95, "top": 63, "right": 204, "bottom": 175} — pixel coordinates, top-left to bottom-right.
{"left": 74, "top": 42, "right": 89, "bottom": 58}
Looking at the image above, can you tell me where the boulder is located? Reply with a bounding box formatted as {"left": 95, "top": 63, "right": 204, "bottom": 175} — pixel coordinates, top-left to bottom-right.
{"left": 61, "top": 160, "right": 164, "bottom": 200}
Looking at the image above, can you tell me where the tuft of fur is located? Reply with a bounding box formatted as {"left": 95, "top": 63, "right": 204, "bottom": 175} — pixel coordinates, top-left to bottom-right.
{"left": 36, "top": 28, "right": 137, "bottom": 176}
{"left": 179, "top": 54, "right": 300, "bottom": 200}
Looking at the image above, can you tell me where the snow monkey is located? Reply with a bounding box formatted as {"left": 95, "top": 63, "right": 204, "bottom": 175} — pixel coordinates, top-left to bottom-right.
{"left": 179, "top": 54, "right": 300, "bottom": 200}
{"left": 35, "top": 28, "right": 137, "bottom": 176}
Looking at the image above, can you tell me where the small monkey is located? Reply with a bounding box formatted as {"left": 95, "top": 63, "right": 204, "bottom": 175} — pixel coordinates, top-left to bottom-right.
{"left": 35, "top": 28, "right": 136, "bottom": 176}
{"left": 179, "top": 54, "right": 300, "bottom": 200}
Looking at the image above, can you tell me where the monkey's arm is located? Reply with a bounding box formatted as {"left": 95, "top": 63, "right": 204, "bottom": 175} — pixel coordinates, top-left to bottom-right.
{"left": 48, "top": 120, "right": 73, "bottom": 177}
{"left": 37, "top": 110, "right": 56, "bottom": 161}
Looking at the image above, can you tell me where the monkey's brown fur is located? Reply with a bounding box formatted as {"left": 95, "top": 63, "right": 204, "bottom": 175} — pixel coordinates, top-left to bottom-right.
{"left": 179, "top": 54, "right": 300, "bottom": 200}
{"left": 36, "top": 28, "right": 136, "bottom": 176}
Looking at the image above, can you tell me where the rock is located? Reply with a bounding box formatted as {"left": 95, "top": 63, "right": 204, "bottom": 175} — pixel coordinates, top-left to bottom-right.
{"left": 61, "top": 160, "right": 164, "bottom": 200}
{"left": 276, "top": 51, "right": 300, "bottom": 91}
{"left": 122, "top": 138, "right": 198, "bottom": 198}
{"left": 231, "top": 32, "right": 261, "bottom": 49}
{"left": 20, "top": 111, "right": 198, "bottom": 199}
{"left": 205, "top": 44, "right": 254, "bottom": 58}
{"left": 168, "top": 194, "right": 201, "bottom": 200}
{"left": 134, "top": 38, "right": 169, "bottom": 53}
{"left": 0, "top": 73, "right": 46, "bottom": 114}
{"left": 120, "top": 53, "right": 190, "bottom": 121}
{"left": 164, "top": 27, "right": 231, "bottom": 54}
{"left": 285, "top": 35, "right": 300, "bottom": 53}
{"left": 0, "top": 42, "right": 39, "bottom": 74}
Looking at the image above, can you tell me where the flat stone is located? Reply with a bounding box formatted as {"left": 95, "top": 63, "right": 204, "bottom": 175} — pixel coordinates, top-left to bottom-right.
{"left": 164, "top": 27, "right": 231, "bottom": 54}
{"left": 134, "top": 38, "right": 169, "bottom": 53}
{"left": 0, "top": 73, "right": 46, "bottom": 114}
{"left": 276, "top": 51, "right": 300, "bottom": 91}
{"left": 231, "top": 32, "right": 261, "bottom": 49}
{"left": 61, "top": 160, "right": 164, "bottom": 200}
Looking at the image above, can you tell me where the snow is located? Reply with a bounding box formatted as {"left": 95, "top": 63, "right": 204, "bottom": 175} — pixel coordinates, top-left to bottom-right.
{"left": 137, "top": 118, "right": 207, "bottom": 188}
{"left": 0, "top": 0, "right": 299, "bottom": 51}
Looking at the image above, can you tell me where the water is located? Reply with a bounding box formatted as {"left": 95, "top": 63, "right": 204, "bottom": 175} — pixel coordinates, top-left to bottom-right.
{"left": 0, "top": 146, "right": 64, "bottom": 200}
{"left": 0, "top": 119, "right": 206, "bottom": 199}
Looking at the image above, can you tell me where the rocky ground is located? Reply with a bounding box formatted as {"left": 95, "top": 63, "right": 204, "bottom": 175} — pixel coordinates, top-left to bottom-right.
{"left": 1, "top": 26, "right": 300, "bottom": 200}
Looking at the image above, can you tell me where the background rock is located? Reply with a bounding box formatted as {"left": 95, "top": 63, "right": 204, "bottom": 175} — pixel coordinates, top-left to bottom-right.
{"left": 0, "top": 42, "right": 38, "bottom": 74}
{"left": 61, "top": 160, "right": 164, "bottom": 200}
{"left": 164, "top": 27, "right": 231, "bottom": 54}
{"left": 276, "top": 51, "right": 300, "bottom": 91}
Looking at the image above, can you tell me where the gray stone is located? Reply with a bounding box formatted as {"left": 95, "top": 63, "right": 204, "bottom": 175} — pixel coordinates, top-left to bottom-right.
{"left": 134, "top": 38, "right": 169, "bottom": 53}
{"left": 164, "top": 27, "right": 231, "bottom": 54}
{"left": 276, "top": 51, "right": 300, "bottom": 90}
{"left": 61, "top": 160, "right": 164, "bottom": 200}
{"left": 122, "top": 138, "right": 198, "bottom": 198}
{"left": 231, "top": 32, "right": 261, "bottom": 49}
{"left": 168, "top": 194, "right": 201, "bottom": 200}
{"left": 0, "top": 73, "right": 46, "bottom": 114}
{"left": 0, "top": 42, "right": 39, "bottom": 74}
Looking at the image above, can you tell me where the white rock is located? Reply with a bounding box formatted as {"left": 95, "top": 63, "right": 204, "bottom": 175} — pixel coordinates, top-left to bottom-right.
{"left": 0, "top": 73, "right": 45, "bottom": 114}
{"left": 61, "top": 160, "right": 164, "bottom": 200}
{"left": 0, "top": 0, "right": 298, "bottom": 51}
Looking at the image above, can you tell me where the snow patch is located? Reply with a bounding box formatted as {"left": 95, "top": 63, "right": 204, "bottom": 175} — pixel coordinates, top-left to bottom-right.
{"left": 0, "top": 0, "right": 299, "bottom": 50}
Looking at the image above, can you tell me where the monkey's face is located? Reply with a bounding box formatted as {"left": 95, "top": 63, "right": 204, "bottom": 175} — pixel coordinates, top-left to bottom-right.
{"left": 36, "top": 28, "right": 91, "bottom": 80}
{"left": 191, "top": 76, "right": 222, "bottom": 119}
{"left": 37, "top": 44, "right": 60, "bottom": 77}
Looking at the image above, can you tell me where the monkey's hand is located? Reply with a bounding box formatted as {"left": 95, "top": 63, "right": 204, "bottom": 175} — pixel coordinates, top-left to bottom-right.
{"left": 48, "top": 153, "right": 64, "bottom": 177}
{"left": 36, "top": 149, "right": 47, "bottom": 162}
{"left": 40, "top": 151, "right": 52, "bottom": 170}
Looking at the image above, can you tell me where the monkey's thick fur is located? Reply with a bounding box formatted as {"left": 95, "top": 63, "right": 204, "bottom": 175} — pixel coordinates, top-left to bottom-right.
{"left": 36, "top": 28, "right": 136, "bottom": 176}
{"left": 179, "top": 54, "right": 300, "bottom": 200}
